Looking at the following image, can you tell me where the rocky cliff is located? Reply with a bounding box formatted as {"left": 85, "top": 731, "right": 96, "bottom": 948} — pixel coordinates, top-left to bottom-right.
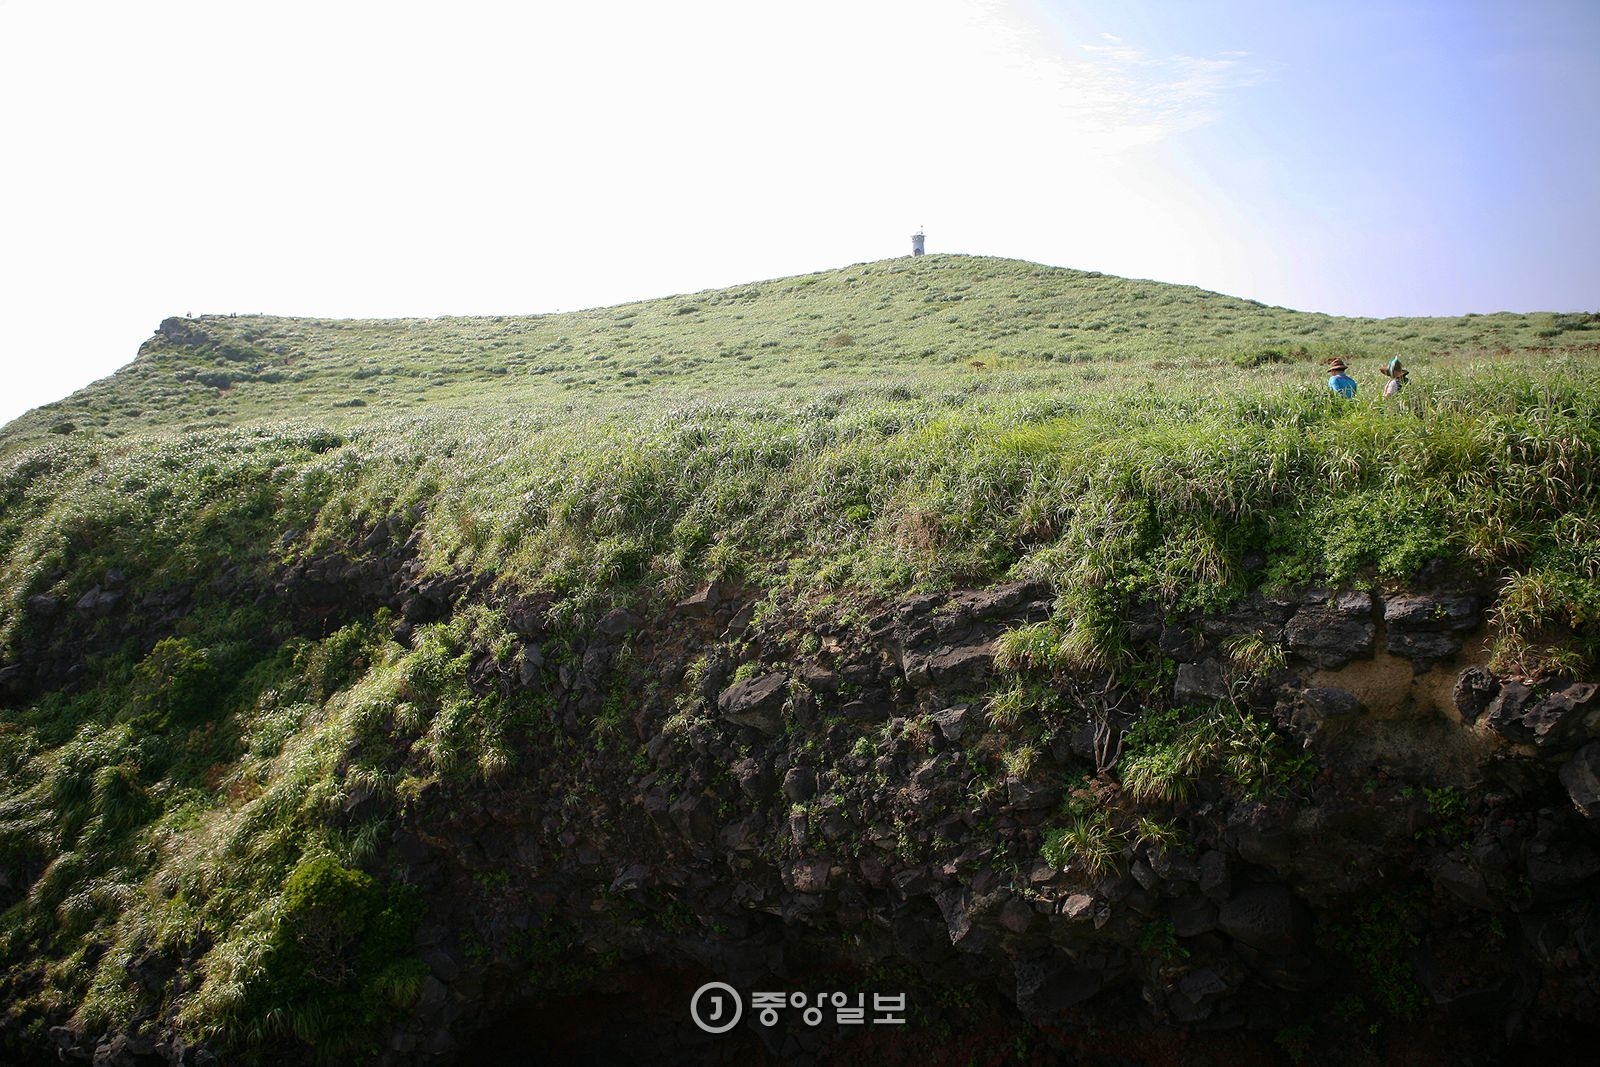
{"left": 13, "top": 530, "right": 1598, "bottom": 1067}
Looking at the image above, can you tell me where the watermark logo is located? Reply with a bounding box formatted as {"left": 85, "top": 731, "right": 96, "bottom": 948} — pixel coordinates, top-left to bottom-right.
{"left": 689, "top": 981, "right": 744, "bottom": 1034}
{"left": 691, "top": 983, "right": 908, "bottom": 1032}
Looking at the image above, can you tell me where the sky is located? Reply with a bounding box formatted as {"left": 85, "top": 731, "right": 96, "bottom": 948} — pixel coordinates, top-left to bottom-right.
{"left": 2, "top": 0, "right": 1597, "bottom": 428}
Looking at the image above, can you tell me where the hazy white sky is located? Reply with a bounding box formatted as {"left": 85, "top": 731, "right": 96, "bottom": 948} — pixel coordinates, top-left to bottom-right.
{"left": 2, "top": 0, "right": 1596, "bottom": 427}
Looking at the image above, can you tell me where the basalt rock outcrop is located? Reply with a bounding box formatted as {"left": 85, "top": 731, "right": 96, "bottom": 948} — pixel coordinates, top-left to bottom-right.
{"left": 9, "top": 557, "right": 1600, "bottom": 1067}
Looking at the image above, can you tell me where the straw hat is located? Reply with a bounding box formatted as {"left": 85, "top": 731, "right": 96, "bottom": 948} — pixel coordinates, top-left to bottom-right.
{"left": 1326, "top": 359, "right": 1348, "bottom": 374}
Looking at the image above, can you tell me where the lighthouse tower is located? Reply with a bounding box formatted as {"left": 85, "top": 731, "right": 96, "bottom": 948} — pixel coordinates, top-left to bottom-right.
{"left": 911, "top": 230, "right": 925, "bottom": 257}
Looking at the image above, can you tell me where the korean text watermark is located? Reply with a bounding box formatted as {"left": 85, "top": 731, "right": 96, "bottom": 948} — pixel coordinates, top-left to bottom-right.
{"left": 690, "top": 983, "right": 907, "bottom": 1033}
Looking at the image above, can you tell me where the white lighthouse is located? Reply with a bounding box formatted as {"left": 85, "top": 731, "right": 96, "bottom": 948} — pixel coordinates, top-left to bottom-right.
{"left": 911, "top": 230, "right": 925, "bottom": 256}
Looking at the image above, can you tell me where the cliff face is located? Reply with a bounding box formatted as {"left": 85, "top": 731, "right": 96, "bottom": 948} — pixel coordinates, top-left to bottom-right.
{"left": 19, "top": 538, "right": 1597, "bottom": 1067}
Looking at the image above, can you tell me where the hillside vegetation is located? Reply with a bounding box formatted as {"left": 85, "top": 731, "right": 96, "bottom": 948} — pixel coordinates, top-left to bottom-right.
{"left": 1, "top": 255, "right": 1598, "bottom": 1061}
{"left": 4, "top": 254, "right": 1594, "bottom": 450}
{"left": 5, "top": 256, "right": 1597, "bottom": 667}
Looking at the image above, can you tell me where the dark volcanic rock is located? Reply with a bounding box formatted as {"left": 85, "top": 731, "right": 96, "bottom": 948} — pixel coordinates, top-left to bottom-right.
{"left": 930, "top": 705, "right": 971, "bottom": 741}
{"left": 1290, "top": 686, "right": 1363, "bottom": 742}
{"left": 1006, "top": 775, "right": 1059, "bottom": 810}
{"left": 1455, "top": 666, "right": 1500, "bottom": 724}
{"left": 1174, "top": 659, "right": 1228, "bottom": 703}
{"left": 1224, "top": 802, "right": 1296, "bottom": 871}
{"left": 1015, "top": 957, "right": 1105, "bottom": 1021}
{"left": 1487, "top": 680, "right": 1598, "bottom": 751}
{"left": 716, "top": 672, "right": 788, "bottom": 735}
{"left": 1332, "top": 590, "right": 1373, "bottom": 616}
{"left": 74, "top": 585, "right": 123, "bottom": 618}
{"left": 1218, "top": 885, "right": 1306, "bottom": 955}
{"left": 674, "top": 581, "right": 724, "bottom": 617}
{"left": 1428, "top": 855, "right": 1497, "bottom": 910}
{"left": 1383, "top": 592, "right": 1479, "bottom": 630}
{"left": 1171, "top": 966, "right": 1230, "bottom": 1020}
{"left": 731, "top": 757, "right": 776, "bottom": 801}
{"left": 781, "top": 766, "right": 818, "bottom": 804}
{"left": 595, "top": 607, "right": 641, "bottom": 635}
{"left": 902, "top": 640, "right": 998, "bottom": 688}
{"left": 518, "top": 643, "right": 544, "bottom": 687}
{"left": 1169, "top": 894, "right": 1219, "bottom": 937}
{"left": 1198, "top": 850, "right": 1232, "bottom": 903}
{"left": 1284, "top": 608, "right": 1373, "bottom": 668}
{"left": 1560, "top": 742, "right": 1600, "bottom": 818}
{"left": 1387, "top": 629, "right": 1466, "bottom": 667}
{"left": 790, "top": 858, "right": 832, "bottom": 894}
{"left": 1522, "top": 683, "right": 1600, "bottom": 750}
{"left": 0, "top": 662, "right": 24, "bottom": 697}
{"left": 1483, "top": 680, "right": 1537, "bottom": 740}
{"left": 1526, "top": 842, "right": 1600, "bottom": 899}
{"left": 27, "top": 592, "right": 62, "bottom": 618}
{"left": 952, "top": 580, "right": 1051, "bottom": 621}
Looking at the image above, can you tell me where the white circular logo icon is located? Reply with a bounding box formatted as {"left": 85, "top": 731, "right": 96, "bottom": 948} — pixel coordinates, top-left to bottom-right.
{"left": 690, "top": 981, "right": 743, "bottom": 1033}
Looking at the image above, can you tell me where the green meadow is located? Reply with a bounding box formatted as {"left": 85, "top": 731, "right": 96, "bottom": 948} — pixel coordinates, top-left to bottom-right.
{"left": 5, "top": 254, "right": 1592, "bottom": 448}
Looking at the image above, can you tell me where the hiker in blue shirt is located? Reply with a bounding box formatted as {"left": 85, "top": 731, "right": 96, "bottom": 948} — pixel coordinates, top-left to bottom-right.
{"left": 1326, "top": 358, "right": 1357, "bottom": 398}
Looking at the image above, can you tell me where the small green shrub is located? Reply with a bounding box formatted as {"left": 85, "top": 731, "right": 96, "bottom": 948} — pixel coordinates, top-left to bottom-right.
{"left": 1416, "top": 785, "right": 1470, "bottom": 844}
{"left": 1134, "top": 815, "right": 1180, "bottom": 850}
{"left": 297, "top": 615, "right": 390, "bottom": 699}
{"left": 994, "top": 623, "right": 1063, "bottom": 674}
{"left": 1042, "top": 810, "right": 1125, "bottom": 876}
{"left": 134, "top": 637, "right": 222, "bottom": 723}
{"left": 1002, "top": 743, "right": 1039, "bottom": 779}
{"left": 240, "top": 855, "right": 427, "bottom": 1059}
{"left": 1490, "top": 564, "right": 1600, "bottom": 680}
{"left": 1137, "top": 918, "right": 1189, "bottom": 959}
{"left": 1119, "top": 704, "right": 1304, "bottom": 804}
{"left": 1325, "top": 892, "right": 1426, "bottom": 1022}
{"left": 985, "top": 683, "right": 1037, "bottom": 730}
{"left": 1222, "top": 631, "right": 1287, "bottom": 682}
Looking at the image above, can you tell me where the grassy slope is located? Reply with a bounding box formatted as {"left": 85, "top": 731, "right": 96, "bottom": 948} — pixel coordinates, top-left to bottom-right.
{"left": 1, "top": 254, "right": 1598, "bottom": 1056}
{"left": 4, "top": 254, "right": 1594, "bottom": 451}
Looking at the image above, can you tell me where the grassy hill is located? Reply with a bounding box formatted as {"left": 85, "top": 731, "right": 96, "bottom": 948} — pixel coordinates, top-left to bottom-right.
{"left": 1, "top": 254, "right": 1598, "bottom": 1061}
{"left": 5, "top": 254, "right": 1595, "bottom": 450}
{"left": 4, "top": 254, "right": 1596, "bottom": 662}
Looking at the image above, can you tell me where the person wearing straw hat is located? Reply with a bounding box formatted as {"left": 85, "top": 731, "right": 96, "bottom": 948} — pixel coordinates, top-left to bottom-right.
{"left": 1325, "top": 357, "right": 1357, "bottom": 398}
{"left": 1379, "top": 357, "right": 1409, "bottom": 396}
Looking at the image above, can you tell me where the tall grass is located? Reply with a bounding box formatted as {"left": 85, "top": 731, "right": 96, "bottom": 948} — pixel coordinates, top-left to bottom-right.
{"left": 5, "top": 357, "right": 1596, "bottom": 666}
